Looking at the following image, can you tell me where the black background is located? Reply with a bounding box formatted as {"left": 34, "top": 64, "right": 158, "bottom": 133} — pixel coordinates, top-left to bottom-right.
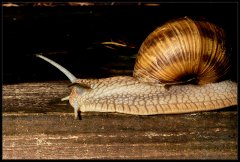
{"left": 2, "top": 2, "right": 238, "bottom": 84}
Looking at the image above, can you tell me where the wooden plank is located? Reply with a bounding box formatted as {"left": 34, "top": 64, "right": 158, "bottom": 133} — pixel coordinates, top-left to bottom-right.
{"left": 2, "top": 81, "right": 71, "bottom": 113}
{"left": 2, "top": 82, "right": 238, "bottom": 159}
{"left": 2, "top": 112, "right": 238, "bottom": 159}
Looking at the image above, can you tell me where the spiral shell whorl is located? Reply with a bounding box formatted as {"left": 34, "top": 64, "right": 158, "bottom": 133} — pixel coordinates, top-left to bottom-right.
{"left": 133, "top": 17, "right": 229, "bottom": 85}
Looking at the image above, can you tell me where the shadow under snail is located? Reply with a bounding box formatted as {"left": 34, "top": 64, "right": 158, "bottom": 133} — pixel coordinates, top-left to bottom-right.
{"left": 36, "top": 17, "right": 237, "bottom": 119}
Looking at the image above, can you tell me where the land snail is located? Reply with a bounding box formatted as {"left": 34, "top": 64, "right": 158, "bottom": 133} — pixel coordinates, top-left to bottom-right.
{"left": 37, "top": 17, "right": 237, "bottom": 119}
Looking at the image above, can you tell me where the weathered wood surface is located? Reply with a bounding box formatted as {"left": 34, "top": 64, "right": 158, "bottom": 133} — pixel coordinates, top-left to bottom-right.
{"left": 2, "top": 82, "right": 238, "bottom": 159}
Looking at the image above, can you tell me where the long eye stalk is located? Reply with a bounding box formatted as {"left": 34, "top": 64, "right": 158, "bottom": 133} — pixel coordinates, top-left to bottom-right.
{"left": 36, "top": 54, "right": 77, "bottom": 83}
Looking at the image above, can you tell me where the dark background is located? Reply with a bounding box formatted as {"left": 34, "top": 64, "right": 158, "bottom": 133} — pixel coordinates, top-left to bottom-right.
{"left": 2, "top": 2, "right": 238, "bottom": 84}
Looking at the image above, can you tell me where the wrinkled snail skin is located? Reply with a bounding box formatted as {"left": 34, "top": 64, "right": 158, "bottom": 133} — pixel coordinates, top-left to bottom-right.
{"left": 71, "top": 77, "right": 236, "bottom": 118}
{"left": 36, "top": 17, "right": 237, "bottom": 119}
{"left": 36, "top": 55, "right": 237, "bottom": 120}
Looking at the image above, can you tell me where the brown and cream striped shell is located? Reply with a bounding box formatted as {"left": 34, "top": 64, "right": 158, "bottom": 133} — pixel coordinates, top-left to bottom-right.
{"left": 133, "top": 17, "right": 230, "bottom": 85}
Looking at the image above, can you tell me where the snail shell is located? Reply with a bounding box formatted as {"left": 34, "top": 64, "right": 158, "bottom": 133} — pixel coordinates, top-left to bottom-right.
{"left": 36, "top": 17, "right": 237, "bottom": 119}
{"left": 133, "top": 17, "right": 230, "bottom": 85}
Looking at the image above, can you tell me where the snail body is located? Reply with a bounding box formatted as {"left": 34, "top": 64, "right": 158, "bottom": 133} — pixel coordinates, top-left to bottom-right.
{"left": 36, "top": 17, "right": 237, "bottom": 119}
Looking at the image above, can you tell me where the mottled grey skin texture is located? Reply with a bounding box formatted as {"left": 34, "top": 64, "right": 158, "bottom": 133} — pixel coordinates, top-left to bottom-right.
{"left": 36, "top": 55, "right": 237, "bottom": 119}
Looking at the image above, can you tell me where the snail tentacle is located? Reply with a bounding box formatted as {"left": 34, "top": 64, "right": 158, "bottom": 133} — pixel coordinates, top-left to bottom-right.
{"left": 36, "top": 54, "right": 77, "bottom": 83}
{"left": 61, "top": 96, "right": 70, "bottom": 101}
{"left": 36, "top": 17, "right": 237, "bottom": 119}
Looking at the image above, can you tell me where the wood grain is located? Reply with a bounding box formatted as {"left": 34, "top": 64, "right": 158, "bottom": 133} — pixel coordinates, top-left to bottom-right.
{"left": 2, "top": 82, "right": 237, "bottom": 159}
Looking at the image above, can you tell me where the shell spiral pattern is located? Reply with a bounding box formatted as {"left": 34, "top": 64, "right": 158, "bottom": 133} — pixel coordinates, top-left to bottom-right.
{"left": 36, "top": 16, "right": 237, "bottom": 119}
{"left": 133, "top": 17, "right": 230, "bottom": 85}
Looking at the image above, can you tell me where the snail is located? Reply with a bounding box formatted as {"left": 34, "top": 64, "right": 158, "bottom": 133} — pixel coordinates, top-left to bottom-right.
{"left": 36, "top": 17, "right": 237, "bottom": 119}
